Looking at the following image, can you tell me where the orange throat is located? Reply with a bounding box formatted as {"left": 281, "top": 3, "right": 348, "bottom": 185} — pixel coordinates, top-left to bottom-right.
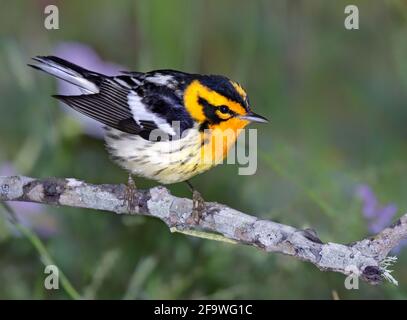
{"left": 200, "top": 118, "right": 250, "bottom": 164}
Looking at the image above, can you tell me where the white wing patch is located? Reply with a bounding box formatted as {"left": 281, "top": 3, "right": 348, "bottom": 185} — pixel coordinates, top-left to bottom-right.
{"left": 114, "top": 78, "right": 131, "bottom": 88}
{"left": 146, "top": 74, "right": 174, "bottom": 86}
{"left": 128, "top": 92, "right": 176, "bottom": 136}
{"left": 131, "top": 77, "right": 142, "bottom": 85}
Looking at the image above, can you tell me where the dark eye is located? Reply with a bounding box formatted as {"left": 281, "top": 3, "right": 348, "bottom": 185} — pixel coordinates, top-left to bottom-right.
{"left": 219, "top": 105, "right": 230, "bottom": 114}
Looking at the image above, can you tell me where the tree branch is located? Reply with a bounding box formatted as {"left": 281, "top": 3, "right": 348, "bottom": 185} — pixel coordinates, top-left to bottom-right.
{"left": 1, "top": 175, "right": 406, "bottom": 285}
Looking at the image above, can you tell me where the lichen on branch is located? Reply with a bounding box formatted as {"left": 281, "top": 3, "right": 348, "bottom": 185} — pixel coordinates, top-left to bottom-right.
{"left": 1, "top": 175, "right": 406, "bottom": 285}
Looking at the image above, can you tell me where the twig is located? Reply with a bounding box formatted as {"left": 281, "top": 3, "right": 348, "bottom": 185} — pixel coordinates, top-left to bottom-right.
{"left": 1, "top": 175, "right": 406, "bottom": 285}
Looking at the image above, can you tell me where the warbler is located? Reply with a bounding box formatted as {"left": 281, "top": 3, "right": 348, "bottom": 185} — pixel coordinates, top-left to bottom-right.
{"left": 29, "top": 56, "right": 268, "bottom": 218}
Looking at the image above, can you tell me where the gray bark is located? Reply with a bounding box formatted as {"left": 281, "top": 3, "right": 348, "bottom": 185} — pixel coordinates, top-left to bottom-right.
{"left": 1, "top": 175, "right": 406, "bottom": 285}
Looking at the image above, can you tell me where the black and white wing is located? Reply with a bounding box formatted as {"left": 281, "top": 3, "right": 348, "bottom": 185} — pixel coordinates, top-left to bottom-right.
{"left": 29, "top": 56, "right": 194, "bottom": 140}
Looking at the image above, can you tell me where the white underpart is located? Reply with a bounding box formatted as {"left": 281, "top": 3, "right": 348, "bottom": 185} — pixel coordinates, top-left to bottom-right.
{"left": 35, "top": 60, "right": 99, "bottom": 94}
{"left": 146, "top": 74, "right": 174, "bottom": 86}
{"left": 128, "top": 92, "right": 176, "bottom": 136}
{"left": 105, "top": 127, "right": 211, "bottom": 184}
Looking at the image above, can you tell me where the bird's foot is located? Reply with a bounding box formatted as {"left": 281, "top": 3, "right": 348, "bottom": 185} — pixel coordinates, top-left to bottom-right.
{"left": 185, "top": 180, "right": 206, "bottom": 224}
{"left": 125, "top": 174, "right": 138, "bottom": 212}
{"left": 192, "top": 189, "right": 206, "bottom": 224}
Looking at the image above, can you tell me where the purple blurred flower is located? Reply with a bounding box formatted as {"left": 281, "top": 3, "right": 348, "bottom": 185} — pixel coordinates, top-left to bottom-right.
{"left": 53, "top": 42, "right": 126, "bottom": 138}
{"left": 355, "top": 184, "right": 378, "bottom": 219}
{"left": 356, "top": 184, "right": 405, "bottom": 253}
{"left": 369, "top": 204, "right": 397, "bottom": 234}
{"left": 356, "top": 184, "right": 397, "bottom": 233}
{"left": 393, "top": 238, "right": 407, "bottom": 254}
{"left": 0, "top": 163, "right": 58, "bottom": 237}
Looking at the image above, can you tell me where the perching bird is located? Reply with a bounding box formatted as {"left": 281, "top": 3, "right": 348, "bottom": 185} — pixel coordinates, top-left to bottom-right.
{"left": 29, "top": 56, "right": 268, "bottom": 219}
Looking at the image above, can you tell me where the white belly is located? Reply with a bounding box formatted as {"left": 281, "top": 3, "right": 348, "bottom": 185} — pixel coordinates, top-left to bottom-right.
{"left": 104, "top": 127, "right": 217, "bottom": 184}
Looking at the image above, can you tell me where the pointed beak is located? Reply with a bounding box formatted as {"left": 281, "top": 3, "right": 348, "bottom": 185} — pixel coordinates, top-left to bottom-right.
{"left": 238, "top": 112, "right": 269, "bottom": 123}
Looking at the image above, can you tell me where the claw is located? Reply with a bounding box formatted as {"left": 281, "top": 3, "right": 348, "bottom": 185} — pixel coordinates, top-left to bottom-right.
{"left": 192, "top": 189, "right": 206, "bottom": 223}
{"left": 125, "top": 174, "right": 138, "bottom": 212}
{"left": 185, "top": 180, "right": 206, "bottom": 224}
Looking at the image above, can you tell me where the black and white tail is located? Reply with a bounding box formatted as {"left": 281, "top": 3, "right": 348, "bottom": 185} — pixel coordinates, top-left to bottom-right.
{"left": 29, "top": 56, "right": 103, "bottom": 94}
{"left": 29, "top": 56, "right": 146, "bottom": 135}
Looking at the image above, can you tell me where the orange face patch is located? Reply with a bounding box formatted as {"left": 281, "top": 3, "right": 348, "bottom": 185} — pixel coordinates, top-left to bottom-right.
{"left": 183, "top": 79, "right": 250, "bottom": 164}
{"left": 183, "top": 80, "right": 247, "bottom": 122}
{"left": 200, "top": 118, "right": 250, "bottom": 164}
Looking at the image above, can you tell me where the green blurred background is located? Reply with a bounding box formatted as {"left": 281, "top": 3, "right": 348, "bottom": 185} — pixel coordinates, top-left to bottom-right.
{"left": 0, "top": 0, "right": 407, "bottom": 299}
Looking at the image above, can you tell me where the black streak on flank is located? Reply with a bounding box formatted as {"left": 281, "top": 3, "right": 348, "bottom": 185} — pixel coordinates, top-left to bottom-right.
{"left": 153, "top": 168, "right": 166, "bottom": 176}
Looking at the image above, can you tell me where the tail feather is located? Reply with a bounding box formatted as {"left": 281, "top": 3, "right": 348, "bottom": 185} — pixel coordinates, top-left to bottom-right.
{"left": 29, "top": 56, "right": 102, "bottom": 94}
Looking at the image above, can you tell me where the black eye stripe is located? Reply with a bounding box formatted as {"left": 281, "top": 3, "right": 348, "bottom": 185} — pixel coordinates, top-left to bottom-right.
{"left": 198, "top": 96, "right": 213, "bottom": 108}
{"left": 198, "top": 97, "right": 233, "bottom": 115}
{"left": 197, "top": 96, "right": 235, "bottom": 124}
{"left": 198, "top": 96, "right": 221, "bottom": 124}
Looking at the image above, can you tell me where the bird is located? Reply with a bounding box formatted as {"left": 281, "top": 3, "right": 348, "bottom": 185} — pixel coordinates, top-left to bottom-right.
{"left": 29, "top": 56, "right": 268, "bottom": 221}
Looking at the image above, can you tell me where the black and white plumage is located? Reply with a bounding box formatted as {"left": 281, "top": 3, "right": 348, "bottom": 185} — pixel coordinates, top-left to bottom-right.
{"left": 30, "top": 56, "right": 196, "bottom": 140}
{"left": 29, "top": 56, "right": 267, "bottom": 184}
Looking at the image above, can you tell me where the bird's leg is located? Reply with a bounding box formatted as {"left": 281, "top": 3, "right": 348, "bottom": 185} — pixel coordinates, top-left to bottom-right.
{"left": 125, "top": 174, "right": 138, "bottom": 212}
{"left": 185, "top": 180, "right": 206, "bottom": 223}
